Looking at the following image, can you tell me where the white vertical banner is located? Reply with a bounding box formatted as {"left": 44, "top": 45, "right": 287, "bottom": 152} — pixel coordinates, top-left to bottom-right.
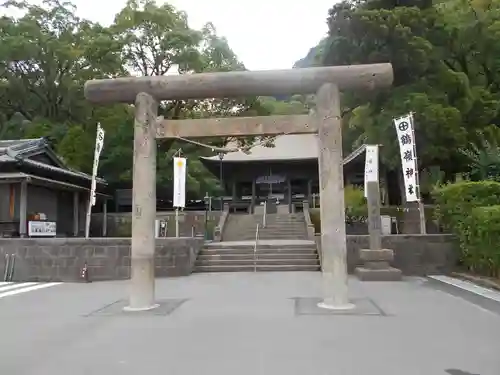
{"left": 364, "top": 145, "right": 379, "bottom": 198}
{"left": 394, "top": 113, "right": 419, "bottom": 202}
{"left": 90, "top": 124, "right": 105, "bottom": 206}
{"left": 85, "top": 123, "right": 105, "bottom": 238}
{"left": 173, "top": 157, "right": 186, "bottom": 208}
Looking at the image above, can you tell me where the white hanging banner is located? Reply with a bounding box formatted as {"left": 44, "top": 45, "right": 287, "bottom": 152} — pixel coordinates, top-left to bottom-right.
{"left": 173, "top": 157, "right": 186, "bottom": 208}
{"left": 364, "top": 145, "right": 379, "bottom": 197}
{"left": 90, "top": 123, "right": 105, "bottom": 206}
{"left": 394, "top": 113, "right": 419, "bottom": 202}
{"left": 85, "top": 123, "right": 105, "bottom": 238}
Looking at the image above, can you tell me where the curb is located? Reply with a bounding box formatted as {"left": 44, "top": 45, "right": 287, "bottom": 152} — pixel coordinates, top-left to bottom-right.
{"left": 427, "top": 275, "right": 500, "bottom": 316}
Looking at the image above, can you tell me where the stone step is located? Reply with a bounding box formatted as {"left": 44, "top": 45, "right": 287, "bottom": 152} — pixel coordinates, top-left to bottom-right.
{"left": 229, "top": 219, "right": 305, "bottom": 223}
{"left": 230, "top": 228, "right": 307, "bottom": 231}
{"left": 225, "top": 236, "right": 309, "bottom": 241}
{"left": 354, "top": 267, "right": 403, "bottom": 281}
{"left": 226, "top": 230, "right": 306, "bottom": 237}
{"left": 199, "top": 248, "right": 317, "bottom": 255}
{"left": 196, "top": 258, "right": 320, "bottom": 267}
{"left": 223, "top": 239, "right": 309, "bottom": 243}
{"left": 228, "top": 216, "right": 305, "bottom": 223}
{"left": 226, "top": 224, "right": 305, "bottom": 229}
{"left": 204, "top": 243, "right": 316, "bottom": 249}
{"left": 226, "top": 234, "right": 308, "bottom": 239}
{"left": 197, "top": 253, "right": 319, "bottom": 261}
{"left": 227, "top": 228, "right": 308, "bottom": 232}
{"left": 228, "top": 228, "right": 307, "bottom": 233}
{"left": 194, "top": 264, "right": 321, "bottom": 273}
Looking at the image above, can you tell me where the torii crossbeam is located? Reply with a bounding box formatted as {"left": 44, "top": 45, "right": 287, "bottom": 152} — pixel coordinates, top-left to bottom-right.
{"left": 85, "top": 63, "right": 393, "bottom": 311}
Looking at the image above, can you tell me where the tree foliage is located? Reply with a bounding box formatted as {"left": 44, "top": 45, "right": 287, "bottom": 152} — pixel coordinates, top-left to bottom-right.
{"left": 0, "top": 0, "right": 307, "bottom": 197}
{"left": 316, "top": 0, "right": 500, "bottom": 191}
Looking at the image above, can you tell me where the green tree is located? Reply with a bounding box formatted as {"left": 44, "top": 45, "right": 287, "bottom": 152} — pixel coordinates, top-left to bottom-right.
{"left": 320, "top": 0, "right": 500, "bottom": 184}
{"left": 0, "top": 0, "right": 310, "bottom": 198}
{"left": 0, "top": 0, "right": 123, "bottom": 123}
{"left": 56, "top": 125, "right": 94, "bottom": 173}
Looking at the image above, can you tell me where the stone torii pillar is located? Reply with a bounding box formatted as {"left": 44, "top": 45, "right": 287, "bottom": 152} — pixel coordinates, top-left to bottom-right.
{"left": 84, "top": 63, "right": 393, "bottom": 311}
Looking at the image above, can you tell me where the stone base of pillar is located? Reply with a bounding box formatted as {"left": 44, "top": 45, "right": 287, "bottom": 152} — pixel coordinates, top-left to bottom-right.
{"left": 354, "top": 248, "right": 402, "bottom": 281}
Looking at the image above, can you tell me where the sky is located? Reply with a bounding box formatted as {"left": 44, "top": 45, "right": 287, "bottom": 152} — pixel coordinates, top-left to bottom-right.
{"left": 1, "top": 0, "right": 334, "bottom": 71}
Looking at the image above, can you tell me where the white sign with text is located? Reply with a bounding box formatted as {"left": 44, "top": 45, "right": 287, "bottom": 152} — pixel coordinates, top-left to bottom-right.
{"left": 28, "top": 221, "right": 56, "bottom": 237}
{"left": 394, "top": 114, "right": 419, "bottom": 202}
{"left": 364, "top": 145, "right": 379, "bottom": 197}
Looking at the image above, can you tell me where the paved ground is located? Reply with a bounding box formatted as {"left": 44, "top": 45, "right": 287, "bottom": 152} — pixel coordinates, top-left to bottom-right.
{"left": 0, "top": 272, "right": 499, "bottom": 375}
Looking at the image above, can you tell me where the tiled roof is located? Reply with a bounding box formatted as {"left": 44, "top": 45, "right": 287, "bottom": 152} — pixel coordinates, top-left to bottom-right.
{"left": 0, "top": 137, "right": 105, "bottom": 183}
{"left": 201, "top": 134, "right": 319, "bottom": 162}
{"left": 200, "top": 134, "right": 369, "bottom": 165}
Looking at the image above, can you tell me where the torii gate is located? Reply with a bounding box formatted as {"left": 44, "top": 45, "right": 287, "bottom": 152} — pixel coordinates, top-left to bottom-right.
{"left": 84, "top": 63, "right": 393, "bottom": 311}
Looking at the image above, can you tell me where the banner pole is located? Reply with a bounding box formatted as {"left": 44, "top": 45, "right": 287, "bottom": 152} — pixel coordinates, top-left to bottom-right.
{"left": 409, "top": 113, "right": 426, "bottom": 234}
{"left": 175, "top": 207, "right": 179, "bottom": 238}
{"left": 84, "top": 123, "right": 105, "bottom": 239}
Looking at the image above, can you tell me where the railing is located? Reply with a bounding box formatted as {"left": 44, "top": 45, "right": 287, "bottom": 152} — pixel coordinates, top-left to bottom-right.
{"left": 253, "top": 223, "right": 260, "bottom": 273}
{"left": 262, "top": 200, "right": 267, "bottom": 228}
{"left": 3, "top": 254, "right": 15, "bottom": 282}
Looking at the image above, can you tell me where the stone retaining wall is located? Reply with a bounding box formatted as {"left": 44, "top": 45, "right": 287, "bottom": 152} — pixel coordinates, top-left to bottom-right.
{"left": 315, "top": 234, "right": 457, "bottom": 276}
{"left": 0, "top": 238, "right": 204, "bottom": 282}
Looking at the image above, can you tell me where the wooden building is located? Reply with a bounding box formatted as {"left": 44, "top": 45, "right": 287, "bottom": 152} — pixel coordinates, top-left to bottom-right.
{"left": 0, "top": 138, "right": 109, "bottom": 237}
{"left": 200, "top": 134, "right": 389, "bottom": 213}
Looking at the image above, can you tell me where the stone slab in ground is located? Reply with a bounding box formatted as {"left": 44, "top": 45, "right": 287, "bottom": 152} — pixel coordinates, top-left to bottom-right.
{"left": 0, "top": 273, "right": 499, "bottom": 375}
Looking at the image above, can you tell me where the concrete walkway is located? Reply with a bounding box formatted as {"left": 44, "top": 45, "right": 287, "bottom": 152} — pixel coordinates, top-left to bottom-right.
{"left": 0, "top": 273, "right": 499, "bottom": 375}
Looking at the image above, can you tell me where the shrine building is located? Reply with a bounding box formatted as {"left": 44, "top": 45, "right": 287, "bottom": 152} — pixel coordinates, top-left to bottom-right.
{"left": 0, "top": 138, "right": 109, "bottom": 237}
{"left": 200, "top": 134, "right": 402, "bottom": 213}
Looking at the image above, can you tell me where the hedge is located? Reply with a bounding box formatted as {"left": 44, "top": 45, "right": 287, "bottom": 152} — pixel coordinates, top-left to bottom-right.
{"left": 432, "top": 181, "right": 500, "bottom": 232}
{"left": 432, "top": 180, "right": 500, "bottom": 277}
{"left": 309, "top": 205, "right": 437, "bottom": 234}
{"left": 459, "top": 206, "right": 500, "bottom": 277}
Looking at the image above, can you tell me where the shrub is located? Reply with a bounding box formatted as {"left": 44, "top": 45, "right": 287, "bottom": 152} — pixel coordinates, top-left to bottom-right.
{"left": 309, "top": 185, "right": 367, "bottom": 232}
{"left": 459, "top": 206, "right": 500, "bottom": 277}
{"left": 344, "top": 185, "right": 367, "bottom": 223}
{"left": 432, "top": 180, "right": 500, "bottom": 231}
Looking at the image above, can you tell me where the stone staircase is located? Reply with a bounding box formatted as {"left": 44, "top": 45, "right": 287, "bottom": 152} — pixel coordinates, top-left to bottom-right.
{"left": 222, "top": 213, "right": 309, "bottom": 241}
{"left": 194, "top": 242, "right": 320, "bottom": 272}
{"left": 194, "top": 212, "right": 320, "bottom": 273}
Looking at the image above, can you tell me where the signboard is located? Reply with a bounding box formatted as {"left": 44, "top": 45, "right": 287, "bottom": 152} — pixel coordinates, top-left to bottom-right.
{"left": 28, "top": 221, "right": 56, "bottom": 237}
{"left": 255, "top": 175, "right": 286, "bottom": 184}
{"left": 155, "top": 219, "right": 168, "bottom": 238}
{"left": 364, "top": 145, "right": 379, "bottom": 197}
{"left": 173, "top": 157, "right": 186, "bottom": 208}
{"left": 394, "top": 113, "right": 419, "bottom": 202}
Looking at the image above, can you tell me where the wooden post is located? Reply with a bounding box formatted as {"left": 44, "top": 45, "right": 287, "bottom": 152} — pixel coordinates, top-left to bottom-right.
{"left": 418, "top": 201, "right": 426, "bottom": 234}
{"left": 19, "top": 181, "right": 27, "bottom": 238}
{"left": 307, "top": 179, "right": 312, "bottom": 206}
{"left": 73, "top": 191, "right": 79, "bottom": 237}
{"left": 251, "top": 179, "right": 256, "bottom": 214}
{"left": 366, "top": 181, "right": 382, "bottom": 250}
{"left": 232, "top": 180, "right": 237, "bottom": 208}
{"left": 316, "top": 83, "right": 353, "bottom": 310}
{"left": 102, "top": 198, "right": 108, "bottom": 237}
{"left": 124, "top": 92, "right": 159, "bottom": 312}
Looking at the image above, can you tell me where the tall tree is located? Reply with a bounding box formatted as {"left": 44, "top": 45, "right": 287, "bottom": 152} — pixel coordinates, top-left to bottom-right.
{"left": 321, "top": 0, "right": 500, "bottom": 181}
{"left": 0, "top": 0, "right": 123, "bottom": 123}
